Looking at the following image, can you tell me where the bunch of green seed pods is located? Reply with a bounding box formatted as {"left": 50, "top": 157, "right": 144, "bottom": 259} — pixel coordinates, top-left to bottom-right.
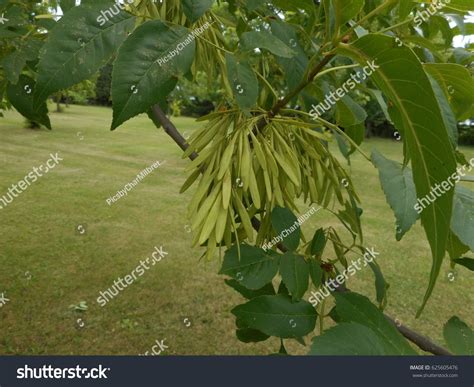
{"left": 181, "top": 110, "right": 355, "bottom": 260}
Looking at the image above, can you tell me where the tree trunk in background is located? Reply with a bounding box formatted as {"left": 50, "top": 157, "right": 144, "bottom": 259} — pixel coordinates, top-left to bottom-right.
{"left": 56, "top": 93, "right": 63, "bottom": 113}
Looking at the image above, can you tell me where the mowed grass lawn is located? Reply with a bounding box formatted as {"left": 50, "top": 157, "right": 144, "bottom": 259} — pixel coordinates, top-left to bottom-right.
{"left": 0, "top": 104, "right": 473, "bottom": 355}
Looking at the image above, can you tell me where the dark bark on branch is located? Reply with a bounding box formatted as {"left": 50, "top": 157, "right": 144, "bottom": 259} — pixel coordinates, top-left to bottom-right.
{"left": 384, "top": 315, "right": 452, "bottom": 356}
{"left": 151, "top": 105, "right": 198, "bottom": 161}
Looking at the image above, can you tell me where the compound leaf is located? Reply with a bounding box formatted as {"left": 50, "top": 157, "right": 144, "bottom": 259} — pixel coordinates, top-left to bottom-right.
{"left": 34, "top": 3, "right": 135, "bottom": 109}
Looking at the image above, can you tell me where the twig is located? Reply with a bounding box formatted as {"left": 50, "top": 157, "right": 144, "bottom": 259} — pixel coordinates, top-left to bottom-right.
{"left": 151, "top": 105, "right": 198, "bottom": 161}
{"left": 384, "top": 315, "right": 452, "bottom": 356}
{"left": 254, "top": 53, "right": 336, "bottom": 132}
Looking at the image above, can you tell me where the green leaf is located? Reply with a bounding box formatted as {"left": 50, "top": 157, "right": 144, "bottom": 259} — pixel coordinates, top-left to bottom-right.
{"left": 367, "top": 261, "right": 389, "bottom": 308}
{"left": 444, "top": 0, "right": 473, "bottom": 12}
{"left": 279, "top": 253, "right": 309, "bottom": 301}
{"left": 451, "top": 186, "right": 474, "bottom": 251}
{"left": 219, "top": 244, "right": 279, "bottom": 290}
{"left": 339, "top": 35, "right": 457, "bottom": 316}
{"left": 232, "top": 295, "right": 317, "bottom": 338}
{"left": 368, "top": 88, "right": 392, "bottom": 123}
{"left": 1, "top": 40, "right": 43, "bottom": 85}
{"left": 449, "top": 15, "right": 467, "bottom": 35}
{"left": 182, "top": 0, "right": 214, "bottom": 23}
{"left": 372, "top": 151, "right": 473, "bottom": 254}
{"left": 333, "top": 292, "right": 417, "bottom": 354}
{"left": 112, "top": 20, "right": 195, "bottom": 129}
{"left": 240, "top": 31, "right": 296, "bottom": 58}
{"left": 443, "top": 316, "right": 474, "bottom": 355}
{"left": 429, "top": 16, "right": 453, "bottom": 48}
{"left": 309, "top": 322, "right": 399, "bottom": 355}
{"left": 225, "top": 279, "right": 275, "bottom": 299}
{"left": 424, "top": 63, "right": 474, "bottom": 120}
{"left": 337, "top": 198, "right": 363, "bottom": 239}
{"left": 453, "top": 258, "right": 474, "bottom": 271}
{"left": 346, "top": 123, "right": 365, "bottom": 148}
{"left": 1, "top": 51, "right": 26, "bottom": 84}
{"left": 278, "top": 280, "right": 289, "bottom": 296}
{"left": 336, "top": 95, "right": 367, "bottom": 127}
{"left": 271, "top": 206, "right": 301, "bottom": 251}
{"left": 333, "top": 0, "right": 365, "bottom": 30}
{"left": 427, "top": 74, "right": 458, "bottom": 146}
{"left": 236, "top": 328, "right": 270, "bottom": 343}
{"left": 447, "top": 231, "right": 470, "bottom": 260}
{"left": 35, "top": 18, "right": 57, "bottom": 31}
{"left": 243, "top": 0, "right": 266, "bottom": 12}
{"left": 452, "top": 22, "right": 474, "bottom": 36}
{"left": 336, "top": 95, "right": 366, "bottom": 155}
{"left": 225, "top": 53, "right": 258, "bottom": 111}
{"left": 403, "top": 36, "right": 444, "bottom": 61}
{"left": 310, "top": 228, "right": 326, "bottom": 257}
{"left": 371, "top": 149, "right": 419, "bottom": 240}
{"left": 328, "top": 229, "right": 348, "bottom": 269}
{"left": 270, "top": 20, "right": 308, "bottom": 90}
{"left": 452, "top": 48, "right": 473, "bottom": 66}
{"left": 235, "top": 316, "right": 270, "bottom": 343}
{"left": 272, "top": 0, "right": 314, "bottom": 11}
{"left": 7, "top": 75, "right": 51, "bottom": 129}
{"left": 398, "top": 0, "right": 415, "bottom": 19}
{"left": 60, "top": 0, "right": 76, "bottom": 12}
{"left": 34, "top": 3, "right": 135, "bottom": 109}
{"left": 334, "top": 131, "right": 351, "bottom": 161}
{"left": 308, "top": 260, "right": 323, "bottom": 288}
{"left": 0, "top": 29, "right": 23, "bottom": 38}
{"left": 21, "top": 39, "right": 44, "bottom": 61}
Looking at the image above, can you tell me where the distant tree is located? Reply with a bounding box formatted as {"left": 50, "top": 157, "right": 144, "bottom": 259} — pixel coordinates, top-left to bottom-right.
{"left": 94, "top": 63, "right": 113, "bottom": 106}
{"left": 67, "top": 78, "right": 96, "bottom": 105}
{"left": 170, "top": 71, "right": 223, "bottom": 117}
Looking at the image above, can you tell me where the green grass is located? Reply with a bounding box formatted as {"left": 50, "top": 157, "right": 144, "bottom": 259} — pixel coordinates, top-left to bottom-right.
{"left": 0, "top": 104, "right": 472, "bottom": 355}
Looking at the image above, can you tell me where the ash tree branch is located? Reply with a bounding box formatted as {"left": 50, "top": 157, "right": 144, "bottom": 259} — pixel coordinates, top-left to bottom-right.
{"left": 150, "top": 103, "right": 452, "bottom": 357}
{"left": 149, "top": 47, "right": 451, "bottom": 357}
{"left": 384, "top": 315, "right": 452, "bottom": 356}
{"left": 151, "top": 105, "right": 198, "bottom": 161}
{"left": 254, "top": 53, "right": 335, "bottom": 132}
